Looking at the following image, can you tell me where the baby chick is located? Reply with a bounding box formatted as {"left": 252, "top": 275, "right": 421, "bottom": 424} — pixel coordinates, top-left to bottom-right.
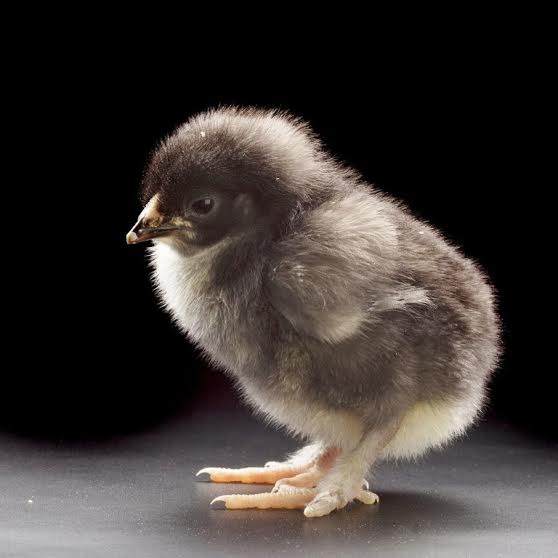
{"left": 127, "top": 107, "right": 500, "bottom": 517}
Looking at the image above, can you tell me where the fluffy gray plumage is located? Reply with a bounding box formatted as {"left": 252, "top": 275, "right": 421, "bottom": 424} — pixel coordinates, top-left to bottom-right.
{"left": 130, "top": 107, "right": 501, "bottom": 516}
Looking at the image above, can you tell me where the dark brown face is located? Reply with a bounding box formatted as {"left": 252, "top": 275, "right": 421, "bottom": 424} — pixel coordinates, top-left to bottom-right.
{"left": 127, "top": 113, "right": 304, "bottom": 250}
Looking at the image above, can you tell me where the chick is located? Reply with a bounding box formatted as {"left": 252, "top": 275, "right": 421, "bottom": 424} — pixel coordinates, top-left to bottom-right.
{"left": 127, "top": 107, "right": 501, "bottom": 517}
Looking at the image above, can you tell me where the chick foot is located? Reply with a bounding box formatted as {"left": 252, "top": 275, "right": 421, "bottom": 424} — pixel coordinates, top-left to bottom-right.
{"left": 199, "top": 445, "right": 373, "bottom": 513}
{"left": 209, "top": 484, "right": 377, "bottom": 513}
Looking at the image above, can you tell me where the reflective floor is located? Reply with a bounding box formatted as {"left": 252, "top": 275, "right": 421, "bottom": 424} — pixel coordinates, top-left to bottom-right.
{"left": 1, "top": 407, "right": 557, "bottom": 557}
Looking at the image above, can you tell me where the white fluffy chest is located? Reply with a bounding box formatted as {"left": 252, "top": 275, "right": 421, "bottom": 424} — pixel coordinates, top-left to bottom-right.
{"left": 149, "top": 241, "right": 261, "bottom": 373}
{"left": 149, "top": 242, "right": 222, "bottom": 339}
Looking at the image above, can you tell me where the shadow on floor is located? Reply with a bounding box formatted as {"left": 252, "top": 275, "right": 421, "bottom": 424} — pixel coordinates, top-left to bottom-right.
{"left": 162, "top": 488, "right": 505, "bottom": 555}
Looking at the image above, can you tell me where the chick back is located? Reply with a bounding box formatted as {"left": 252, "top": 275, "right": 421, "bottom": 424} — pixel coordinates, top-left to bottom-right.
{"left": 266, "top": 186, "right": 500, "bottom": 429}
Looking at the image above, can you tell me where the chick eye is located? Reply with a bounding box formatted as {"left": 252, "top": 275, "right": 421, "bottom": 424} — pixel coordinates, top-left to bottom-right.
{"left": 190, "top": 197, "right": 215, "bottom": 215}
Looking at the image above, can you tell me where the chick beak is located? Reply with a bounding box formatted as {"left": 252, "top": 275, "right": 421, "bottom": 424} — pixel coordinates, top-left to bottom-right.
{"left": 126, "top": 221, "right": 184, "bottom": 244}
{"left": 126, "top": 195, "right": 186, "bottom": 245}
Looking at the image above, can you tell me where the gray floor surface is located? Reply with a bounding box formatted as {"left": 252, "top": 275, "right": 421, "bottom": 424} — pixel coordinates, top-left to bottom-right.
{"left": 1, "top": 408, "right": 557, "bottom": 557}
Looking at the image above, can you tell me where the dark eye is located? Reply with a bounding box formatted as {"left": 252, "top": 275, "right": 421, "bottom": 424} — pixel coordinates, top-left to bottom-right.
{"left": 190, "top": 197, "right": 215, "bottom": 215}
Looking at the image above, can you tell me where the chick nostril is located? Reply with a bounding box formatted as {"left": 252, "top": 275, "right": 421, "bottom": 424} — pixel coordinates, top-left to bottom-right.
{"left": 131, "top": 219, "right": 146, "bottom": 234}
{"left": 142, "top": 215, "right": 163, "bottom": 229}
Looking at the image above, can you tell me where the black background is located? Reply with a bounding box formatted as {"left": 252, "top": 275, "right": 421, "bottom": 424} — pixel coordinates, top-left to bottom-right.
{"left": 3, "top": 38, "right": 551, "bottom": 442}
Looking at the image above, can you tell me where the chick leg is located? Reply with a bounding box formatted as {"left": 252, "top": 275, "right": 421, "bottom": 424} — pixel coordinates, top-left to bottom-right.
{"left": 304, "top": 419, "right": 401, "bottom": 518}
{"left": 196, "top": 441, "right": 325, "bottom": 484}
{"left": 264, "top": 441, "right": 324, "bottom": 469}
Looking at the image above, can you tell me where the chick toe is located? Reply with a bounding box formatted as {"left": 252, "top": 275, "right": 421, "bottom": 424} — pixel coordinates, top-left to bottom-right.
{"left": 210, "top": 490, "right": 315, "bottom": 510}
{"left": 195, "top": 464, "right": 308, "bottom": 484}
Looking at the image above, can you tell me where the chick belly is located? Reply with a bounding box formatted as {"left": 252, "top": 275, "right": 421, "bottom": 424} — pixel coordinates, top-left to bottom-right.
{"left": 239, "top": 382, "right": 364, "bottom": 452}
{"left": 380, "top": 389, "right": 486, "bottom": 460}
{"left": 241, "top": 373, "right": 484, "bottom": 460}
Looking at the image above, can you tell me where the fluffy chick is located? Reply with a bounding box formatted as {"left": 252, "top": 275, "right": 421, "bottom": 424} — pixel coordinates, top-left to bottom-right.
{"left": 127, "top": 107, "right": 501, "bottom": 517}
